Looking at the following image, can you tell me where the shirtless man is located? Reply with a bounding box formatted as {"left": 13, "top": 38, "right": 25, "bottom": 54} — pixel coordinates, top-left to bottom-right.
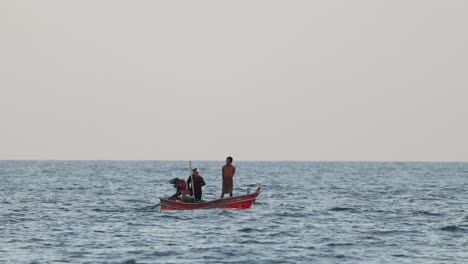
{"left": 221, "top": 156, "right": 236, "bottom": 198}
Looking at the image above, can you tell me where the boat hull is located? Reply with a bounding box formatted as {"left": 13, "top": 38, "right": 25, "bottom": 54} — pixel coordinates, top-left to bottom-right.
{"left": 160, "top": 191, "right": 260, "bottom": 210}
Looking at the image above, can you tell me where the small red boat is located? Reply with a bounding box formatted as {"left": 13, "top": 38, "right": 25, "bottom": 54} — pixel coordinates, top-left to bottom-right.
{"left": 160, "top": 188, "right": 261, "bottom": 210}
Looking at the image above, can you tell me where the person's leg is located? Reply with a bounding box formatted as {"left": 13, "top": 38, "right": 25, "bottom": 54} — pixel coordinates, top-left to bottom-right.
{"left": 196, "top": 189, "right": 202, "bottom": 202}
{"left": 229, "top": 192, "right": 233, "bottom": 197}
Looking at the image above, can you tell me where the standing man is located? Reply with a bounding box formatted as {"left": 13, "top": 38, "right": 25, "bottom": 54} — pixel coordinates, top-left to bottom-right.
{"left": 221, "top": 156, "right": 236, "bottom": 198}
{"left": 187, "top": 168, "right": 206, "bottom": 202}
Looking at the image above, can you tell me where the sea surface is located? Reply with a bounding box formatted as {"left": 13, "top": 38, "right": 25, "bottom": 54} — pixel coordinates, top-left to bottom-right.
{"left": 1, "top": 161, "right": 468, "bottom": 264}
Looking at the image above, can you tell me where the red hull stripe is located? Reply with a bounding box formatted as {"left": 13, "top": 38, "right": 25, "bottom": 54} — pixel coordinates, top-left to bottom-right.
{"left": 160, "top": 198, "right": 256, "bottom": 210}
{"left": 159, "top": 193, "right": 260, "bottom": 210}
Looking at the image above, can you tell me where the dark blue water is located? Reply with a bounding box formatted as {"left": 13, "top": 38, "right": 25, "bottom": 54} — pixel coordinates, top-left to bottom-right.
{"left": 1, "top": 161, "right": 467, "bottom": 263}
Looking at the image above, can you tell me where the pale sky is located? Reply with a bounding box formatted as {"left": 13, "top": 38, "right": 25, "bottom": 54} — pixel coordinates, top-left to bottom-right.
{"left": 1, "top": 1, "right": 467, "bottom": 161}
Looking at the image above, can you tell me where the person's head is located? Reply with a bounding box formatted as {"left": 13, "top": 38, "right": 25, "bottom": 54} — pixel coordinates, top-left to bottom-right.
{"left": 192, "top": 168, "right": 199, "bottom": 176}
{"left": 226, "top": 156, "right": 233, "bottom": 165}
{"left": 169, "top": 177, "right": 180, "bottom": 188}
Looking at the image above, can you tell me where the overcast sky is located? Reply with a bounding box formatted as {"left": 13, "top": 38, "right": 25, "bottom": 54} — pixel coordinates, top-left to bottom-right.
{"left": 1, "top": 1, "right": 467, "bottom": 161}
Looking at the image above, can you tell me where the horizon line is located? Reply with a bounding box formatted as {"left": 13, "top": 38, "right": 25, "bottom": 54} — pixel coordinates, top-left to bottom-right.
{"left": 0, "top": 159, "right": 467, "bottom": 163}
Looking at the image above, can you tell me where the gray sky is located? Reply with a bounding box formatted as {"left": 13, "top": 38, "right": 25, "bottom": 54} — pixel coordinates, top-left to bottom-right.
{"left": 1, "top": 1, "right": 467, "bottom": 161}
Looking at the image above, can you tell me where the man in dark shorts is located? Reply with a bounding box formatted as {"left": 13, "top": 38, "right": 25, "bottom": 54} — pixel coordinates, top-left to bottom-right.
{"left": 221, "top": 156, "right": 236, "bottom": 198}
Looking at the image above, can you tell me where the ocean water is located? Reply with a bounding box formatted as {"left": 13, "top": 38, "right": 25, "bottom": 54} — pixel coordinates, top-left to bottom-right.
{"left": 1, "top": 160, "right": 467, "bottom": 264}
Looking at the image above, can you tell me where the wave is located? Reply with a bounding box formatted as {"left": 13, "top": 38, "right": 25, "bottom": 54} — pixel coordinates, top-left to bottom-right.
{"left": 392, "top": 254, "right": 409, "bottom": 258}
{"left": 327, "top": 242, "right": 355, "bottom": 247}
{"left": 150, "top": 251, "right": 175, "bottom": 257}
{"left": 329, "top": 207, "right": 358, "bottom": 212}
{"left": 121, "top": 260, "right": 137, "bottom": 264}
{"left": 91, "top": 208, "right": 131, "bottom": 213}
{"left": 370, "top": 230, "right": 419, "bottom": 235}
{"left": 414, "top": 210, "right": 443, "bottom": 216}
{"left": 274, "top": 212, "right": 309, "bottom": 218}
{"left": 238, "top": 227, "right": 267, "bottom": 233}
{"left": 239, "top": 239, "right": 281, "bottom": 245}
{"left": 440, "top": 225, "right": 466, "bottom": 232}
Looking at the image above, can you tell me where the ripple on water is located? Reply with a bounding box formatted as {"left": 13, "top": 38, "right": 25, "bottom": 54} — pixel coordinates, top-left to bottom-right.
{"left": 413, "top": 210, "right": 444, "bottom": 216}
{"left": 439, "top": 225, "right": 466, "bottom": 232}
{"left": 121, "top": 260, "right": 137, "bottom": 264}
{"left": 150, "top": 250, "right": 175, "bottom": 257}
{"left": 274, "top": 211, "right": 310, "bottom": 218}
{"left": 369, "top": 229, "right": 420, "bottom": 236}
{"left": 329, "top": 207, "right": 359, "bottom": 213}
{"left": 239, "top": 239, "right": 281, "bottom": 245}
{"left": 237, "top": 227, "right": 266, "bottom": 233}
{"left": 326, "top": 242, "right": 355, "bottom": 247}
